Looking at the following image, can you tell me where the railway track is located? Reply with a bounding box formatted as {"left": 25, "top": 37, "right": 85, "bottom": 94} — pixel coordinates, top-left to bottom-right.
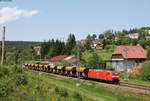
{"left": 119, "top": 81, "right": 150, "bottom": 91}
{"left": 25, "top": 66, "right": 150, "bottom": 95}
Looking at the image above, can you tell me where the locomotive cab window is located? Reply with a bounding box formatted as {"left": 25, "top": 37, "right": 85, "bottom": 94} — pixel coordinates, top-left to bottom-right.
{"left": 112, "top": 72, "right": 118, "bottom": 75}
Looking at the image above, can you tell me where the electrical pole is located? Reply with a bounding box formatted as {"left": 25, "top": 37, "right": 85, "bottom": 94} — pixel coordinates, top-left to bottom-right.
{"left": 76, "top": 43, "right": 81, "bottom": 87}
{"left": 40, "top": 42, "right": 42, "bottom": 61}
{"left": 124, "top": 48, "right": 128, "bottom": 80}
{"left": 77, "top": 44, "right": 80, "bottom": 79}
{"left": 1, "top": 26, "right": 5, "bottom": 65}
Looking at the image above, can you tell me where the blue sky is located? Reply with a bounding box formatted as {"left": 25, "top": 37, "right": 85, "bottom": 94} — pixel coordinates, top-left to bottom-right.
{"left": 0, "top": 0, "right": 150, "bottom": 41}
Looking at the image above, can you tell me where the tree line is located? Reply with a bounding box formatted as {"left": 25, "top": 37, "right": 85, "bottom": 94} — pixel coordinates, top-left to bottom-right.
{"left": 85, "top": 27, "right": 150, "bottom": 49}
{"left": 84, "top": 27, "right": 150, "bottom": 58}
{"left": 2, "top": 27, "right": 150, "bottom": 68}
{"left": 41, "top": 34, "right": 76, "bottom": 59}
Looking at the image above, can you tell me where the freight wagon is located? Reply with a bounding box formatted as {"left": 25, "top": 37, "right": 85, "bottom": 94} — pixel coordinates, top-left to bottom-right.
{"left": 24, "top": 64, "right": 119, "bottom": 84}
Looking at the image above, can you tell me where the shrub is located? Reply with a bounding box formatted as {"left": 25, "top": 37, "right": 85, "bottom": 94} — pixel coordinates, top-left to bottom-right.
{"left": 14, "top": 74, "right": 28, "bottom": 85}
{"left": 73, "top": 92, "right": 82, "bottom": 101}
{"left": 0, "top": 67, "right": 9, "bottom": 78}
{"left": 81, "top": 51, "right": 105, "bottom": 69}
{"left": 129, "top": 74, "right": 140, "bottom": 80}
{"left": 55, "top": 60, "right": 71, "bottom": 66}
{"left": 141, "top": 61, "right": 150, "bottom": 81}
{"left": 0, "top": 65, "right": 27, "bottom": 99}
{"left": 106, "top": 65, "right": 114, "bottom": 70}
{"left": 55, "top": 87, "right": 68, "bottom": 97}
{"left": 60, "top": 89, "right": 68, "bottom": 97}
{"left": 55, "top": 87, "right": 60, "bottom": 93}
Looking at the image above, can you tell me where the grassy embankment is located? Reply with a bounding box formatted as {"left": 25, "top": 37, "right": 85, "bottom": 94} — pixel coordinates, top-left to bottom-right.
{"left": 1, "top": 64, "right": 150, "bottom": 101}
{"left": 25, "top": 70, "right": 150, "bottom": 101}
{"left": 0, "top": 65, "right": 91, "bottom": 101}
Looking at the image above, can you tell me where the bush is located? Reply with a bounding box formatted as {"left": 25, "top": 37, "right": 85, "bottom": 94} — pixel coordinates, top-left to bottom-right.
{"left": 104, "top": 45, "right": 116, "bottom": 52}
{"left": 0, "top": 67, "right": 9, "bottom": 78}
{"left": 55, "top": 87, "right": 68, "bottom": 97}
{"left": 141, "top": 61, "right": 150, "bottom": 81}
{"left": 0, "top": 65, "right": 27, "bottom": 99}
{"left": 73, "top": 92, "right": 82, "bottom": 101}
{"left": 81, "top": 51, "right": 105, "bottom": 69}
{"left": 106, "top": 65, "right": 114, "bottom": 70}
{"left": 119, "top": 72, "right": 125, "bottom": 80}
{"left": 55, "top": 60, "right": 71, "bottom": 66}
{"left": 129, "top": 74, "right": 140, "bottom": 80}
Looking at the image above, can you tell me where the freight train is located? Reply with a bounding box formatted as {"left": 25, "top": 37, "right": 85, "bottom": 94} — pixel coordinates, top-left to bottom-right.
{"left": 24, "top": 63, "right": 120, "bottom": 84}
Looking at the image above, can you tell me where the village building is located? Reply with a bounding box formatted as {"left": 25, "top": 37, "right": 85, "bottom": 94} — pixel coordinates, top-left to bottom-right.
{"left": 34, "top": 46, "right": 41, "bottom": 55}
{"left": 145, "top": 36, "right": 150, "bottom": 40}
{"left": 144, "top": 29, "right": 150, "bottom": 35}
{"left": 106, "top": 46, "right": 147, "bottom": 71}
{"left": 77, "top": 38, "right": 108, "bottom": 50}
{"left": 91, "top": 39, "right": 103, "bottom": 50}
{"left": 127, "top": 33, "right": 139, "bottom": 39}
{"left": 77, "top": 40, "right": 86, "bottom": 46}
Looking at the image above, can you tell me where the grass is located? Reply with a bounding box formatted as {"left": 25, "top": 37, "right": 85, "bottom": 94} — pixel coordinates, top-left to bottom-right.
{"left": 25, "top": 70, "right": 150, "bottom": 101}
{"left": 11, "top": 72, "right": 92, "bottom": 101}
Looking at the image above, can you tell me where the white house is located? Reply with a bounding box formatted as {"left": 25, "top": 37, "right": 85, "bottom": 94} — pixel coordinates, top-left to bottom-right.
{"left": 127, "top": 33, "right": 139, "bottom": 39}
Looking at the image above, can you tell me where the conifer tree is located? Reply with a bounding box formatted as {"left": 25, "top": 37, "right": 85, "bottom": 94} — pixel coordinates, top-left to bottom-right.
{"left": 66, "top": 34, "right": 76, "bottom": 55}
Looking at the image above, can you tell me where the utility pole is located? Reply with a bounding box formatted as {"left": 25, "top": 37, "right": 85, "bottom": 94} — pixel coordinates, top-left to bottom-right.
{"left": 40, "top": 42, "right": 42, "bottom": 61}
{"left": 124, "top": 48, "right": 128, "bottom": 80}
{"left": 77, "top": 44, "right": 80, "bottom": 79}
{"left": 1, "top": 26, "right": 5, "bottom": 65}
{"left": 76, "top": 43, "right": 81, "bottom": 87}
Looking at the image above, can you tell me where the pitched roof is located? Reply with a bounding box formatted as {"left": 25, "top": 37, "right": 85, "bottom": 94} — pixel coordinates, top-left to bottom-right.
{"left": 48, "top": 56, "right": 68, "bottom": 61}
{"left": 113, "top": 46, "right": 147, "bottom": 59}
{"left": 64, "top": 56, "right": 75, "bottom": 60}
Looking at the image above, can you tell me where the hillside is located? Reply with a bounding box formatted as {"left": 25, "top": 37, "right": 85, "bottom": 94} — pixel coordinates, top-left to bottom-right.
{"left": 0, "top": 41, "right": 41, "bottom": 51}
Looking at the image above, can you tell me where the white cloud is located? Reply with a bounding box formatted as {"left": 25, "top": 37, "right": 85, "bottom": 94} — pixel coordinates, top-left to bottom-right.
{"left": 0, "top": 7, "right": 39, "bottom": 24}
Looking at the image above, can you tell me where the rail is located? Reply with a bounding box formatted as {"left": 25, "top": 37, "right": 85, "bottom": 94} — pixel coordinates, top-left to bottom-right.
{"left": 119, "top": 81, "right": 150, "bottom": 91}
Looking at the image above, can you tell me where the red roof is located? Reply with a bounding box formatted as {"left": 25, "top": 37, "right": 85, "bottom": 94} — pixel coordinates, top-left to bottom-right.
{"left": 48, "top": 56, "right": 68, "bottom": 61}
{"left": 113, "top": 46, "right": 147, "bottom": 59}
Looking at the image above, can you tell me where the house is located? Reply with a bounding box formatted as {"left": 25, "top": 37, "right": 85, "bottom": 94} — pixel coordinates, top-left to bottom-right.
{"left": 77, "top": 38, "right": 107, "bottom": 50}
{"left": 145, "top": 36, "right": 150, "bottom": 40}
{"left": 92, "top": 42, "right": 103, "bottom": 50}
{"left": 48, "top": 55, "right": 77, "bottom": 65}
{"left": 127, "top": 33, "right": 139, "bottom": 39}
{"left": 91, "top": 39, "right": 103, "bottom": 50}
{"left": 149, "top": 30, "right": 150, "bottom": 34}
{"left": 91, "top": 38, "right": 108, "bottom": 50}
{"left": 77, "top": 40, "right": 86, "bottom": 46}
{"left": 144, "top": 29, "right": 150, "bottom": 34}
{"left": 34, "top": 46, "right": 41, "bottom": 55}
{"left": 106, "top": 46, "right": 147, "bottom": 71}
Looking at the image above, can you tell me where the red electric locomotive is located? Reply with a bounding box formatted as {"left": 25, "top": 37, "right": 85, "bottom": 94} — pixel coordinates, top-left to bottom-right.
{"left": 88, "top": 69, "right": 119, "bottom": 83}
